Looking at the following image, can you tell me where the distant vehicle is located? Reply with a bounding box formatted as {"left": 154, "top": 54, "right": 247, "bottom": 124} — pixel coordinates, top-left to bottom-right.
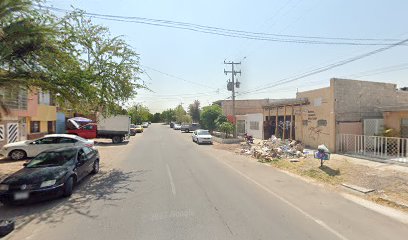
{"left": 0, "top": 146, "right": 99, "bottom": 205}
{"left": 130, "top": 124, "right": 137, "bottom": 136}
{"left": 135, "top": 125, "right": 144, "bottom": 133}
{"left": 148, "top": 122, "right": 151, "bottom": 125}
{"left": 174, "top": 124, "right": 181, "bottom": 130}
{"left": 180, "top": 123, "right": 200, "bottom": 133}
{"left": 192, "top": 129, "right": 213, "bottom": 144}
{"left": 142, "top": 122, "right": 149, "bottom": 128}
{"left": 170, "top": 122, "right": 175, "bottom": 128}
{"left": 0, "top": 134, "right": 94, "bottom": 161}
{"left": 67, "top": 115, "right": 131, "bottom": 144}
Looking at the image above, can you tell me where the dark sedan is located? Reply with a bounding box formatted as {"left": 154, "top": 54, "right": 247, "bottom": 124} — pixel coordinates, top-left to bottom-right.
{"left": 0, "top": 146, "right": 99, "bottom": 205}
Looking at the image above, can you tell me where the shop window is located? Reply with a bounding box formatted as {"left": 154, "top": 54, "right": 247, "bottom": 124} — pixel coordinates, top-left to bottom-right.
{"left": 302, "top": 120, "right": 308, "bottom": 126}
{"left": 250, "top": 121, "right": 259, "bottom": 130}
{"left": 30, "top": 121, "right": 40, "bottom": 133}
{"left": 317, "top": 119, "right": 327, "bottom": 127}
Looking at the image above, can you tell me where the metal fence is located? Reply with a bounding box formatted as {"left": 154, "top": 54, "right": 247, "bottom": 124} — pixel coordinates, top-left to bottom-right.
{"left": 337, "top": 134, "right": 408, "bottom": 163}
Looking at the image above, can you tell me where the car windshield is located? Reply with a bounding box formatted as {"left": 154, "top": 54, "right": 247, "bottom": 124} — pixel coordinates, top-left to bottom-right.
{"left": 26, "top": 149, "right": 77, "bottom": 168}
{"left": 74, "top": 136, "right": 87, "bottom": 142}
{"left": 197, "top": 130, "right": 210, "bottom": 135}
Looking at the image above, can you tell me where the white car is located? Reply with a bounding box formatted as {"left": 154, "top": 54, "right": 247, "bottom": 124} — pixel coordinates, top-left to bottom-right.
{"left": 174, "top": 124, "right": 181, "bottom": 130}
{"left": 0, "top": 134, "right": 95, "bottom": 160}
{"left": 192, "top": 129, "right": 213, "bottom": 144}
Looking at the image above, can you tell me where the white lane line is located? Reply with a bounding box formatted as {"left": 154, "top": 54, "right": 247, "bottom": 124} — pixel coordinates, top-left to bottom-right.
{"left": 218, "top": 160, "right": 349, "bottom": 240}
{"left": 166, "top": 164, "right": 176, "bottom": 197}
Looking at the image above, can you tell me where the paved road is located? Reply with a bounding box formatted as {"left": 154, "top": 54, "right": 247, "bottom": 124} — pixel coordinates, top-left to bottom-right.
{"left": 2, "top": 123, "right": 408, "bottom": 240}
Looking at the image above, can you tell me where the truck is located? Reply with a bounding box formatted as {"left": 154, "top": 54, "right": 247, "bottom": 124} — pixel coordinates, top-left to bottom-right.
{"left": 67, "top": 115, "right": 131, "bottom": 144}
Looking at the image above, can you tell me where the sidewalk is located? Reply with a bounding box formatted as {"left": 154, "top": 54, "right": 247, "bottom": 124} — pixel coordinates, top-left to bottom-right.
{"left": 213, "top": 142, "right": 408, "bottom": 212}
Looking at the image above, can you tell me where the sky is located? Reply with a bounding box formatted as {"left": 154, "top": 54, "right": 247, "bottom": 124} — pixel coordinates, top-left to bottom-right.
{"left": 46, "top": 0, "right": 408, "bottom": 113}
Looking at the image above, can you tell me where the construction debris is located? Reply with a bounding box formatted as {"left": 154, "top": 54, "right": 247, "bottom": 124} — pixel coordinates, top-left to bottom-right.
{"left": 238, "top": 135, "right": 308, "bottom": 161}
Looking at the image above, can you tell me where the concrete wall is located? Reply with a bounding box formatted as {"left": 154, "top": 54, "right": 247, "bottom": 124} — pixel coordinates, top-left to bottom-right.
{"left": 221, "top": 99, "right": 270, "bottom": 116}
{"left": 295, "top": 86, "right": 335, "bottom": 151}
{"left": 236, "top": 113, "right": 263, "bottom": 139}
{"left": 332, "top": 78, "right": 404, "bottom": 121}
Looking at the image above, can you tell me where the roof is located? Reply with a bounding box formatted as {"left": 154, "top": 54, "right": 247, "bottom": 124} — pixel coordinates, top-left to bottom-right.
{"left": 44, "top": 134, "right": 79, "bottom": 138}
{"left": 377, "top": 105, "right": 408, "bottom": 112}
{"left": 262, "top": 98, "right": 309, "bottom": 109}
{"left": 42, "top": 146, "right": 83, "bottom": 153}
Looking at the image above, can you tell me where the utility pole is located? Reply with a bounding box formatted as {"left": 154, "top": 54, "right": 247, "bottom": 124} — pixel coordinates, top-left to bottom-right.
{"left": 224, "top": 61, "right": 241, "bottom": 138}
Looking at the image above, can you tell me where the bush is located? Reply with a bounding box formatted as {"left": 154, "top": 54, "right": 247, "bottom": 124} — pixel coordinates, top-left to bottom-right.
{"left": 218, "top": 122, "right": 234, "bottom": 139}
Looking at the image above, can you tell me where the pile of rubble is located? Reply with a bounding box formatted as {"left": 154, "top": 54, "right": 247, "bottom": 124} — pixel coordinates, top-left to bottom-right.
{"left": 238, "top": 136, "right": 307, "bottom": 161}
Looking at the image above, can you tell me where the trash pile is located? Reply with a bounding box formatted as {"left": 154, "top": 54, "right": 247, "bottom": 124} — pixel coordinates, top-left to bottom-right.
{"left": 238, "top": 135, "right": 307, "bottom": 161}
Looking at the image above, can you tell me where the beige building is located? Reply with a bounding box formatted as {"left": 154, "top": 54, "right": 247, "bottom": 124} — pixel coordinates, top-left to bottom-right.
{"left": 263, "top": 78, "right": 408, "bottom": 152}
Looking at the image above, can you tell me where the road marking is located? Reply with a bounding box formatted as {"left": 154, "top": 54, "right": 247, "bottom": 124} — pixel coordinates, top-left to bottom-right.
{"left": 166, "top": 164, "right": 176, "bottom": 196}
{"left": 218, "top": 160, "right": 349, "bottom": 240}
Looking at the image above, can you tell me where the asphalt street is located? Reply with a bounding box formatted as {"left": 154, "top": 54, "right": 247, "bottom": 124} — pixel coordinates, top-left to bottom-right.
{"left": 2, "top": 123, "right": 408, "bottom": 240}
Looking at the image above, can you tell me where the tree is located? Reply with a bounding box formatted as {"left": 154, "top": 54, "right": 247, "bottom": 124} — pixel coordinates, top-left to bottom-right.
{"left": 161, "top": 109, "right": 176, "bottom": 123}
{"left": 128, "top": 105, "right": 151, "bottom": 124}
{"left": 188, "top": 100, "right": 200, "bottom": 122}
{"left": 174, "top": 104, "right": 188, "bottom": 123}
{"left": 218, "top": 122, "right": 234, "bottom": 138}
{"left": 152, "top": 112, "right": 161, "bottom": 123}
{"left": 215, "top": 115, "right": 228, "bottom": 128}
{"left": 200, "top": 104, "right": 222, "bottom": 132}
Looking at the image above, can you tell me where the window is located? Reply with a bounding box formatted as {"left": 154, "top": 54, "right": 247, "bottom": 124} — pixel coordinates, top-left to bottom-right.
{"left": 249, "top": 121, "right": 259, "bottom": 130}
{"left": 83, "top": 125, "right": 94, "bottom": 130}
{"left": 317, "top": 119, "right": 327, "bottom": 127}
{"left": 58, "top": 137, "right": 77, "bottom": 144}
{"left": 83, "top": 147, "right": 94, "bottom": 158}
{"left": 34, "top": 137, "right": 57, "bottom": 144}
{"left": 302, "top": 120, "right": 308, "bottom": 126}
{"left": 78, "top": 149, "right": 87, "bottom": 161}
{"left": 30, "top": 121, "right": 40, "bottom": 133}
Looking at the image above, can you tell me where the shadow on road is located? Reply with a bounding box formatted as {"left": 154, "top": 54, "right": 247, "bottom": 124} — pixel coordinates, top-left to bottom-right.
{"left": 319, "top": 165, "right": 340, "bottom": 176}
{"left": 0, "top": 169, "right": 147, "bottom": 230}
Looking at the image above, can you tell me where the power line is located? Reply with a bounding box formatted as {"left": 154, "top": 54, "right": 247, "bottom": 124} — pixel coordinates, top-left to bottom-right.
{"left": 36, "top": 4, "right": 408, "bottom": 46}
{"left": 235, "top": 37, "right": 408, "bottom": 97}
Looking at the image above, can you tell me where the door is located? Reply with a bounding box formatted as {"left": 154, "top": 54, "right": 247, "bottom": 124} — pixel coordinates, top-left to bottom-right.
{"left": 83, "top": 147, "right": 96, "bottom": 173}
{"left": 76, "top": 149, "right": 90, "bottom": 180}
{"left": 56, "top": 137, "right": 78, "bottom": 148}
{"left": 81, "top": 124, "right": 97, "bottom": 139}
{"left": 29, "top": 137, "right": 59, "bottom": 156}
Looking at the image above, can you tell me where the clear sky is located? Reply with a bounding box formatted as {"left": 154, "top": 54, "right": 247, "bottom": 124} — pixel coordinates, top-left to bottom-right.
{"left": 46, "top": 0, "right": 408, "bottom": 113}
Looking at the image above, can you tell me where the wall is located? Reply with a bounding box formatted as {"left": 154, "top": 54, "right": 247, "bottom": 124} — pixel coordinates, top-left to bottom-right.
{"left": 221, "top": 99, "right": 270, "bottom": 116}
{"left": 295, "top": 86, "right": 335, "bottom": 151}
{"left": 383, "top": 111, "right": 408, "bottom": 136}
{"left": 236, "top": 113, "right": 263, "bottom": 139}
{"left": 332, "top": 78, "right": 403, "bottom": 121}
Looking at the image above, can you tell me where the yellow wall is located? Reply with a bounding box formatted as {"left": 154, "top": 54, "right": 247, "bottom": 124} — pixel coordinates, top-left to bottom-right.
{"left": 383, "top": 111, "right": 408, "bottom": 134}
{"left": 31, "top": 105, "right": 57, "bottom": 121}
{"left": 295, "top": 87, "right": 336, "bottom": 151}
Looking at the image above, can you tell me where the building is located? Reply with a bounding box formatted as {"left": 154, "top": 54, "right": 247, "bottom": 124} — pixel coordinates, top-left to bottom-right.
{"left": 0, "top": 87, "right": 57, "bottom": 148}
{"left": 263, "top": 78, "right": 408, "bottom": 152}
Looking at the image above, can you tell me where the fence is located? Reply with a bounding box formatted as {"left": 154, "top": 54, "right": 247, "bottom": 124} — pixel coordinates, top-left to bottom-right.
{"left": 337, "top": 134, "right": 408, "bottom": 163}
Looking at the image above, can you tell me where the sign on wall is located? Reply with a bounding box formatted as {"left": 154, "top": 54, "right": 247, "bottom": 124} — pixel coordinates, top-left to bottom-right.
{"left": 7, "top": 123, "right": 19, "bottom": 143}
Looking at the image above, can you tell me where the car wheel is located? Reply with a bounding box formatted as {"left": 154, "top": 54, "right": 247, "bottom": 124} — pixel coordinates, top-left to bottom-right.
{"left": 63, "top": 177, "right": 74, "bottom": 197}
{"left": 0, "top": 220, "right": 15, "bottom": 238}
{"left": 186, "top": 129, "right": 189, "bottom": 133}
{"left": 92, "top": 160, "right": 99, "bottom": 174}
{"left": 112, "top": 136, "right": 121, "bottom": 144}
{"left": 197, "top": 139, "right": 201, "bottom": 145}
{"left": 9, "top": 150, "right": 26, "bottom": 161}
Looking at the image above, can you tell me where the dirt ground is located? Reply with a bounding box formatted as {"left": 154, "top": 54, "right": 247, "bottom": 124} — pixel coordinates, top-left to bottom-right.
{"left": 214, "top": 142, "right": 408, "bottom": 212}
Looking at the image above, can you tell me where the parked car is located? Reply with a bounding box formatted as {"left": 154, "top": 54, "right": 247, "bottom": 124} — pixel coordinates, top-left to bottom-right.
{"left": 135, "top": 125, "right": 144, "bottom": 133}
{"left": 192, "top": 129, "right": 213, "bottom": 144}
{"left": 130, "top": 124, "right": 137, "bottom": 136}
{"left": 181, "top": 123, "right": 200, "bottom": 133}
{"left": 142, "top": 122, "right": 149, "bottom": 128}
{"left": 0, "top": 146, "right": 99, "bottom": 205}
{"left": 174, "top": 124, "right": 181, "bottom": 130}
{"left": 0, "top": 134, "right": 94, "bottom": 161}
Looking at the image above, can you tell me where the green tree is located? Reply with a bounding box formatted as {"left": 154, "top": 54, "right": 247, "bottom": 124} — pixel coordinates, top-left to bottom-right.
{"left": 188, "top": 100, "right": 201, "bottom": 123}
{"left": 161, "top": 109, "right": 176, "bottom": 123}
{"left": 128, "top": 105, "right": 151, "bottom": 124}
{"left": 174, "top": 104, "right": 187, "bottom": 123}
{"left": 200, "top": 104, "right": 222, "bottom": 132}
{"left": 215, "top": 115, "right": 228, "bottom": 128}
{"left": 218, "top": 122, "right": 234, "bottom": 138}
{"left": 152, "top": 112, "right": 161, "bottom": 123}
